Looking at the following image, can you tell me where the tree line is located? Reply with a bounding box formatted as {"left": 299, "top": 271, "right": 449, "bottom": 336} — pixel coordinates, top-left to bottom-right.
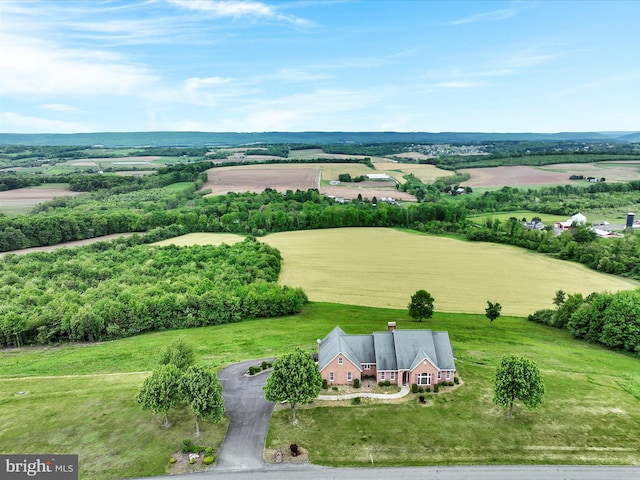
{"left": 528, "top": 290, "right": 640, "bottom": 354}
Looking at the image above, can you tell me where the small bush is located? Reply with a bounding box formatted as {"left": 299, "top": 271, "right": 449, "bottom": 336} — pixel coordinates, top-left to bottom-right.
{"left": 182, "top": 439, "right": 194, "bottom": 453}
{"left": 352, "top": 396, "right": 361, "bottom": 405}
{"left": 332, "top": 386, "right": 338, "bottom": 391}
{"left": 261, "top": 361, "right": 268, "bottom": 370}
{"left": 353, "top": 378, "right": 360, "bottom": 388}
{"left": 203, "top": 456, "right": 215, "bottom": 465}
{"left": 248, "top": 366, "right": 256, "bottom": 375}
{"left": 322, "top": 379, "right": 328, "bottom": 389}
{"left": 454, "top": 376, "right": 460, "bottom": 384}
{"left": 378, "top": 382, "right": 384, "bottom": 387}
{"left": 425, "top": 387, "right": 431, "bottom": 393}
{"left": 384, "top": 381, "right": 391, "bottom": 387}
{"left": 290, "top": 444, "right": 300, "bottom": 457}
{"left": 433, "top": 384, "right": 439, "bottom": 393}
{"left": 189, "top": 458, "right": 196, "bottom": 465}
{"left": 411, "top": 383, "right": 418, "bottom": 394}
{"left": 419, "top": 395, "right": 426, "bottom": 404}
{"left": 169, "top": 457, "right": 177, "bottom": 464}
{"left": 418, "top": 386, "right": 424, "bottom": 393}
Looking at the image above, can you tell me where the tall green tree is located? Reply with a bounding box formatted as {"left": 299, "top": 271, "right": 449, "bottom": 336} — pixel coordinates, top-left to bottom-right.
{"left": 494, "top": 355, "right": 545, "bottom": 418}
{"left": 485, "top": 301, "right": 502, "bottom": 327}
{"left": 263, "top": 348, "right": 322, "bottom": 424}
{"left": 179, "top": 365, "right": 225, "bottom": 437}
{"left": 408, "top": 289, "right": 434, "bottom": 322}
{"left": 136, "top": 364, "right": 183, "bottom": 427}
{"left": 158, "top": 337, "right": 195, "bottom": 370}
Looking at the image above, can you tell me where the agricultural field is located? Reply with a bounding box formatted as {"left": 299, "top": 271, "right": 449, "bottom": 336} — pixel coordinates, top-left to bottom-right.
{"left": 0, "top": 184, "right": 81, "bottom": 214}
{"left": 462, "top": 162, "right": 640, "bottom": 188}
{"left": 162, "top": 228, "right": 638, "bottom": 317}
{"left": 373, "top": 161, "right": 450, "bottom": 184}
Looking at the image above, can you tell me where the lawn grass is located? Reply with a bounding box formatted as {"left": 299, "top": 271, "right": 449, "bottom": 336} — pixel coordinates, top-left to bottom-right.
{"left": 1, "top": 303, "right": 638, "bottom": 478}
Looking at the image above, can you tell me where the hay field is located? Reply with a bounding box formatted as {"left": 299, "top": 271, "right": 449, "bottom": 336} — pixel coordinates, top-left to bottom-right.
{"left": 153, "top": 232, "right": 245, "bottom": 247}
{"left": 0, "top": 184, "right": 81, "bottom": 214}
{"left": 374, "top": 161, "right": 450, "bottom": 184}
{"left": 260, "top": 228, "right": 638, "bottom": 316}
{"left": 162, "top": 228, "right": 638, "bottom": 316}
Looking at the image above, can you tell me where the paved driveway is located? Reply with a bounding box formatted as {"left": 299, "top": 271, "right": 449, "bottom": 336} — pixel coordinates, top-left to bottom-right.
{"left": 216, "top": 359, "right": 276, "bottom": 471}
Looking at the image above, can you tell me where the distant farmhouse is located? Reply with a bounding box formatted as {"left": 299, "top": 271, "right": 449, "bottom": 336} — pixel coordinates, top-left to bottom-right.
{"left": 555, "top": 212, "right": 587, "bottom": 230}
{"left": 318, "top": 323, "right": 456, "bottom": 387}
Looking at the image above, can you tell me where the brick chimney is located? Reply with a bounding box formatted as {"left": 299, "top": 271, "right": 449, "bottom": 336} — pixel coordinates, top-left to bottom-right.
{"left": 387, "top": 322, "right": 396, "bottom": 333}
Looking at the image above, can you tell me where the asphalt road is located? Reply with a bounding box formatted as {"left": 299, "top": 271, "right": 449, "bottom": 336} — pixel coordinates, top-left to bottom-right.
{"left": 133, "top": 360, "right": 639, "bottom": 480}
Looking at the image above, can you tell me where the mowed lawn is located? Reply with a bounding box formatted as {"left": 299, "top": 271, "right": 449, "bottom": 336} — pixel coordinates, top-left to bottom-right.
{"left": 1, "top": 304, "right": 638, "bottom": 478}
{"left": 261, "top": 228, "right": 638, "bottom": 316}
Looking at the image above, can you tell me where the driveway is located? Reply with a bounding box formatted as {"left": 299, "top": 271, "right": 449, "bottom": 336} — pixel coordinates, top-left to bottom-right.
{"left": 216, "top": 359, "right": 276, "bottom": 471}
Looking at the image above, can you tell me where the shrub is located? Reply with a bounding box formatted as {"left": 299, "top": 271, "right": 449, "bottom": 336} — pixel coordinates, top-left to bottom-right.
{"left": 248, "top": 366, "right": 256, "bottom": 375}
{"left": 418, "top": 386, "right": 424, "bottom": 393}
{"left": 384, "top": 381, "right": 391, "bottom": 387}
{"left": 169, "top": 457, "right": 177, "bottom": 464}
{"left": 425, "top": 386, "right": 431, "bottom": 393}
{"left": 203, "top": 456, "right": 215, "bottom": 465}
{"left": 332, "top": 386, "right": 338, "bottom": 391}
{"left": 290, "top": 444, "right": 299, "bottom": 457}
{"left": 352, "top": 396, "right": 361, "bottom": 405}
{"left": 182, "top": 439, "right": 194, "bottom": 453}
{"left": 454, "top": 376, "right": 460, "bottom": 384}
{"left": 378, "top": 382, "right": 384, "bottom": 387}
{"left": 261, "top": 361, "right": 268, "bottom": 370}
{"left": 411, "top": 383, "right": 418, "bottom": 394}
{"left": 189, "top": 458, "right": 196, "bottom": 465}
{"left": 419, "top": 395, "right": 426, "bottom": 404}
{"left": 353, "top": 378, "right": 360, "bottom": 388}
{"left": 204, "top": 447, "right": 214, "bottom": 456}
{"left": 433, "top": 384, "right": 439, "bottom": 393}
{"left": 322, "top": 379, "right": 328, "bottom": 389}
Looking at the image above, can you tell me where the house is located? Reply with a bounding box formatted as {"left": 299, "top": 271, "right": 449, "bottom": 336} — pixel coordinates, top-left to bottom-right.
{"left": 318, "top": 323, "right": 456, "bottom": 387}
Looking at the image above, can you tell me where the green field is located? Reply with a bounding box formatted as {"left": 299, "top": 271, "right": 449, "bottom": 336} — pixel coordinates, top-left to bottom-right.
{"left": 1, "top": 303, "right": 638, "bottom": 478}
{"left": 167, "top": 228, "right": 638, "bottom": 316}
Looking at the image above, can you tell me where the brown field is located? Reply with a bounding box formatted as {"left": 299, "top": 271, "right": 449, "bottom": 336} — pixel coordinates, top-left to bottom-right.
{"left": 462, "top": 163, "right": 640, "bottom": 188}
{"left": 202, "top": 167, "right": 320, "bottom": 195}
{"left": 321, "top": 184, "right": 415, "bottom": 201}
{"left": 374, "top": 161, "right": 450, "bottom": 183}
{"left": 0, "top": 185, "right": 81, "bottom": 214}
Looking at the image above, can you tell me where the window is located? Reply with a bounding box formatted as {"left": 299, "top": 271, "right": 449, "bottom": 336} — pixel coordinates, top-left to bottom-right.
{"left": 347, "top": 371, "right": 352, "bottom": 381}
{"left": 362, "top": 363, "right": 371, "bottom": 370}
{"left": 380, "top": 372, "right": 385, "bottom": 380}
{"left": 446, "top": 371, "right": 451, "bottom": 380}
{"left": 417, "top": 373, "right": 431, "bottom": 386}
{"left": 437, "top": 371, "right": 441, "bottom": 380}
{"left": 329, "top": 372, "right": 334, "bottom": 382}
{"left": 390, "top": 372, "right": 395, "bottom": 380}
{"left": 338, "top": 357, "right": 343, "bottom": 365}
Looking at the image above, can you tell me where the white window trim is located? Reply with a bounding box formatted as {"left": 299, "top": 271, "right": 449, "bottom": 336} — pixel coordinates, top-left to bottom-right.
{"left": 437, "top": 371, "right": 441, "bottom": 380}
{"left": 329, "top": 372, "right": 334, "bottom": 382}
{"left": 338, "top": 356, "right": 343, "bottom": 365}
{"left": 390, "top": 371, "right": 396, "bottom": 380}
{"left": 347, "top": 371, "right": 352, "bottom": 381}
{"left": 446, "top": 370, "right": 451, "bottom": 380}
{"left": 417, "top": 373, "right": 432, "bottom": 386}
{"left": 380, "top": 372, "right": 385, "bottom": 380}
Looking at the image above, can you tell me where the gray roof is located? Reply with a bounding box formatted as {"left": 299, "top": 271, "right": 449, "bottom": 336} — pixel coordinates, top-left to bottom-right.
{"left": 319, "top": 326, "right": 456, "bottom": 372}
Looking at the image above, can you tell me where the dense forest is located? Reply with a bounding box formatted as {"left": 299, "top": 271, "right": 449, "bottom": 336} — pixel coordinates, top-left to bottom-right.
{"left": 0, "top": 237, "right": 307, "bottom": 347}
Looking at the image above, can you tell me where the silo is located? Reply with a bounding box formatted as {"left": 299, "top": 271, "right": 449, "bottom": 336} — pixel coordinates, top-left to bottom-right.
{"left": 626, "top": 212, "right": 635, "bottom": 228}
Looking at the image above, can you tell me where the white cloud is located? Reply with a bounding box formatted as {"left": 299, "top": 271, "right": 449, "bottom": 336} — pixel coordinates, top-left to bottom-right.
{"left": 0, "top": 33, "right": 158, "bottom": 96}
{"left": 449, "top": 8, "right": 515, "bottom": 25}
{"left": 424, "top": 81, "right": 484, "bottom": 88}
{"left": 0, "top": 112, "right": 92, "bottom": 134}
{"left": 38, "top": 104, "right": 79, "bottom": 112}
{"left": 165, "top": 0, "right": 310, "bottom": 25}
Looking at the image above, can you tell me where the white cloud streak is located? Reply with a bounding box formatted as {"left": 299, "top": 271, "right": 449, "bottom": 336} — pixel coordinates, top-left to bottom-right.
{"left": 165, "top": 0, "right": 310, "bottom": 25}
{"left": 449, "top": 8, "right": 516, "bottom": 25}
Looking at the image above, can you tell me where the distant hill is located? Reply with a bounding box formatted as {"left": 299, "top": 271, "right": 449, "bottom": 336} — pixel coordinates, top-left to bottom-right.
{"left": 0, "top": 131, "right": 635, "bottom": 147}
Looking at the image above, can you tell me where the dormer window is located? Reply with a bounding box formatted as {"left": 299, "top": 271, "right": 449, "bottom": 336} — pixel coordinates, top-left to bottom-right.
{"left": 338, "top": 356, "right": 343, "bottom": 365}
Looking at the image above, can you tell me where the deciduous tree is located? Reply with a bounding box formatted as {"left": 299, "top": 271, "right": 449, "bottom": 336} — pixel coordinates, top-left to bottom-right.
{"left": 179, "top": 365, "right": 225, "bottom": 437}
{"left": 408, "top": 290, "right": 434, "bottom": 322}
{"left": 485, "top": 301, "right": 502, "bottom": 327}
{"left": 263, "top": 348, "right": 321, "bottom": 424}
{"left": 136, "top": 364, "right": 182, "bottom": 427}
{"left": 158, "top": 337, "right": 195, "bottom": 371}
{"left": 494, "top": 355, "right": 544, "bottom": 418}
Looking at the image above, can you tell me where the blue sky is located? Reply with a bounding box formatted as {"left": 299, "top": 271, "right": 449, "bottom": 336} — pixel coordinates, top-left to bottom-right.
{"left": 1, "top": 0, "right": 639, "bottom": 134}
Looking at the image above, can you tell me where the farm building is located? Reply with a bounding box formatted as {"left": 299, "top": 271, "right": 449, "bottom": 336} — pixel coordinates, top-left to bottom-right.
{"left": 318, "top": 323, "right": 456, "bottom": 387}
{"left": 555, "top": 212, "right": 587, "bottom": 230}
